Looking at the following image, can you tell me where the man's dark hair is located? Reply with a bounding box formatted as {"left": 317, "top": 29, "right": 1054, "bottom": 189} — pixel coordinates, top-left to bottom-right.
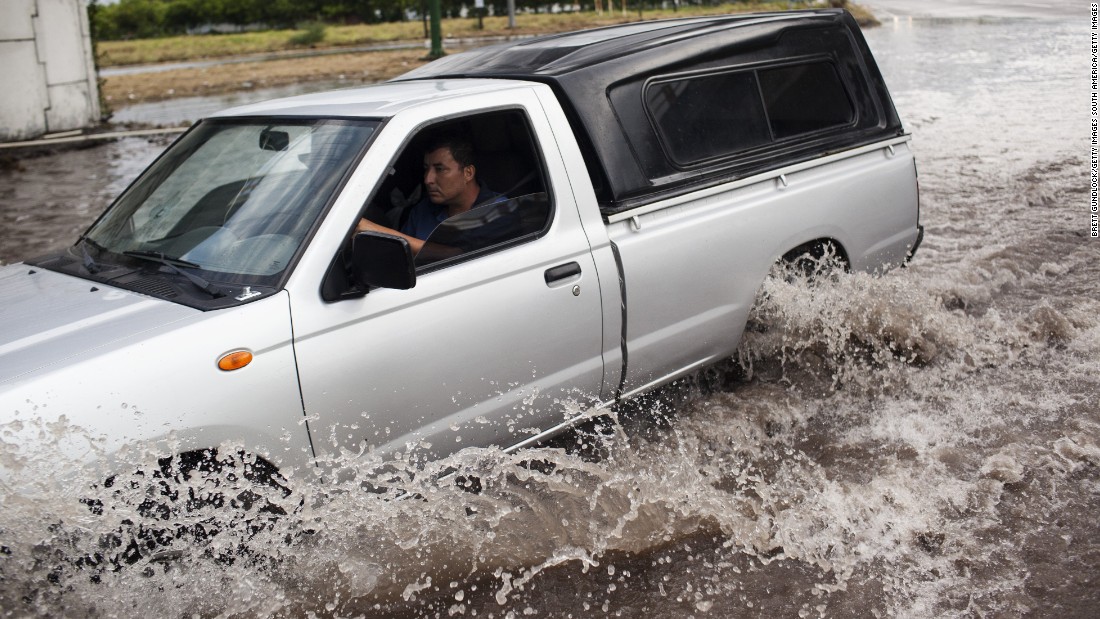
{"left": 425, "top": 132, "right": 476, "bottom": 169}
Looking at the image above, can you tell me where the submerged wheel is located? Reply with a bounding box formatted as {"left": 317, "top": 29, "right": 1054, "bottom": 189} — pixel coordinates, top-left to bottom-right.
{"left": 76, "top": 448, "right": 294, "bottom": 577}
{"left": 780, "top": 239, "right": 849, "bottom": 282}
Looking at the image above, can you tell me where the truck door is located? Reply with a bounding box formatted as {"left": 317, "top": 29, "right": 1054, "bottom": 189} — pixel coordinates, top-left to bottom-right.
{"left": 288, "top": 106, "right": 606, "bottom": 464}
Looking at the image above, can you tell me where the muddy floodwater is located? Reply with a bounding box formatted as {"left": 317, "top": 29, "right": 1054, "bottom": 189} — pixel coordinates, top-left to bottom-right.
{"left": 1, "top": 8, "right": 1097, "bottom": 619}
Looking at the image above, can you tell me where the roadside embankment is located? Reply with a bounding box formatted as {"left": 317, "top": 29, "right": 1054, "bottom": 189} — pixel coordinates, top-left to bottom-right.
{"left": 101, "top": 49, "right": 429, "bottom": 108}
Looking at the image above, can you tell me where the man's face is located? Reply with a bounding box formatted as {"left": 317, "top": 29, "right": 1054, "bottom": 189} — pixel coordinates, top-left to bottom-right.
{"left": 423, "top": 146, "right": 473, "bottom": 207}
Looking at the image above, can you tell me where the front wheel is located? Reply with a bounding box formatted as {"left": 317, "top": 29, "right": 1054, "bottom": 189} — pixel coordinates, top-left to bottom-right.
{"left": 74, "top": 448, "right": 296, "bottom": 579}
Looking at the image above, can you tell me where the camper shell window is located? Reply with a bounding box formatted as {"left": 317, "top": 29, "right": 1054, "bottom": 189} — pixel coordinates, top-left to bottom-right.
{"left": 644, "top": 60, "right": 856, "bottom": 167}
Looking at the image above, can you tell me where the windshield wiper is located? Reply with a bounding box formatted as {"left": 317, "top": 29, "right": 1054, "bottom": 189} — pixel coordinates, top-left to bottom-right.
{"left": 78, "top": 239, "right": 103, "bottom": 274}
{"left": 123, "top": 250, "right": 200, "bottom": 269}
{"left": 122, "top": 250, "right": 226, "bottom": 299}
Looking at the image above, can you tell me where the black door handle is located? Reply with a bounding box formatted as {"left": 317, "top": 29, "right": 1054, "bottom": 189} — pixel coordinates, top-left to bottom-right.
{"left": 544, "top": 261, "right": 581, "bottom": 285}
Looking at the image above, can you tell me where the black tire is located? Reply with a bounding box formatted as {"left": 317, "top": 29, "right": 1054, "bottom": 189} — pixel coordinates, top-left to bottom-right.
{"left": 75, "top": 448, "right": 294, "bottom": 579}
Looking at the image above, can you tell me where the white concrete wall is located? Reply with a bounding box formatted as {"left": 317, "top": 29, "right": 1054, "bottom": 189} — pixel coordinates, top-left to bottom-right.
{"left": 0, "top": 0, "right": 100, "bottom": 142}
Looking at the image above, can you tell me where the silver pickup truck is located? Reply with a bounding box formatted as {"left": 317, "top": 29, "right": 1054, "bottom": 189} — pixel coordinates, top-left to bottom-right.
{"left": 0, "top": 10, "right": 920, "bottom": 480}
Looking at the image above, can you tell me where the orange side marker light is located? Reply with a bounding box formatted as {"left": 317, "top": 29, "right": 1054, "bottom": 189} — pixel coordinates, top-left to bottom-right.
{"left": 218, "top": 350, "right": 253, "bottom": 371}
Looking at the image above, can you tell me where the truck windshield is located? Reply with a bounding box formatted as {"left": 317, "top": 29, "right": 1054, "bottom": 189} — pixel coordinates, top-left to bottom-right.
{"left": 84, "top": 118, "right": 377, "bottom": 287}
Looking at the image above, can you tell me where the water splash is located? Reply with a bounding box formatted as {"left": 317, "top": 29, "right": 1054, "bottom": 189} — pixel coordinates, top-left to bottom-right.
{"left": 3, "top": 15, "right": 1098, "bottom": 618}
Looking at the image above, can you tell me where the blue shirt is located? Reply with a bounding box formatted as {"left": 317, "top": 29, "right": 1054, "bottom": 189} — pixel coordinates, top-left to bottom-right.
{"left": 400, "top": 183, "right": 502, "bottom": 240}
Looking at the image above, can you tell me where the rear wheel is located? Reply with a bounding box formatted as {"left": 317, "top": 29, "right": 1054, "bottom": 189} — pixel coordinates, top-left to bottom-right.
{"left": 780, "top": 239, "right": 849, "bottom": 282}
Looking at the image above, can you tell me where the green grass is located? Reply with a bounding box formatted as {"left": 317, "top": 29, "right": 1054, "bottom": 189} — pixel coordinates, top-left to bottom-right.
{"left": 288, "top": 21, "right": 327, "bottom": 47}
{"left": 97, "top": 2, "right": 875, "bottom": 67}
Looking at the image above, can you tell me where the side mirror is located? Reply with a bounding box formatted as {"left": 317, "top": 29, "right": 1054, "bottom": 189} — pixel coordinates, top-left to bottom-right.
{"left": 351, "top": 231, "right": 416, "bottom": 290}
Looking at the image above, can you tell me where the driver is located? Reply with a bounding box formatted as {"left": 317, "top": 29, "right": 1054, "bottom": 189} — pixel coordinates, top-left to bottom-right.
{"left": 356, "top": 134, "right": 500, "bottom": 255}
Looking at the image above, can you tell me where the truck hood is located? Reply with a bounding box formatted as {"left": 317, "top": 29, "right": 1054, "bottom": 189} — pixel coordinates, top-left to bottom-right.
{"left": 0, "top": 264, "right": 197, "bottom": 386}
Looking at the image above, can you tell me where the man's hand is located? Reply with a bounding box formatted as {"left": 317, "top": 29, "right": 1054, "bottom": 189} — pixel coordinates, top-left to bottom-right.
{"left": 356, "top": 218, "right": 390, "bottom": 234}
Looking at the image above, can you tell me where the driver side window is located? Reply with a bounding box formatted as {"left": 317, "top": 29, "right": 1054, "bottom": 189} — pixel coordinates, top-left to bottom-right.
{"left": 322, "top": 109, "right": 553, "bottom": 301}
{"left": 367, "top": 110, "right": 552, "bottom": 269}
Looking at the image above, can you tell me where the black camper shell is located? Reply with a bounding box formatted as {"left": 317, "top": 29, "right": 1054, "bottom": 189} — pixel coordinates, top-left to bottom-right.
{"left": 397, "top": 9, "right": 904, "bottom": 216}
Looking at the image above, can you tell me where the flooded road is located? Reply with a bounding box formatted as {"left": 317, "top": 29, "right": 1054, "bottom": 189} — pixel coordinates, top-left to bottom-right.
{"left": 1, "top": 7, "right": 1097, "bottom": 619}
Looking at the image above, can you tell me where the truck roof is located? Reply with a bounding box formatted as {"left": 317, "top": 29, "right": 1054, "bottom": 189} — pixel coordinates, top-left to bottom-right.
{"left": 211, "top": 78, "right": 534, "bottom": 119}
{"left": 397, "top": 9, "right": 904, "bottom": 215}
{"left": 398, "top": 11, "right": 829, "bottom": 78}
